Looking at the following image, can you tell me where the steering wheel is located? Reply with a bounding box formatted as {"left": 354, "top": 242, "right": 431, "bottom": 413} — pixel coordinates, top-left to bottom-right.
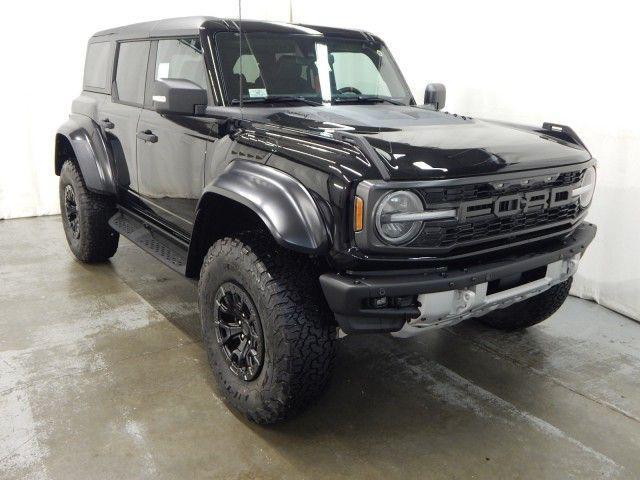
{"left": 336, "top": 86, "right": 362, "bottom": 95}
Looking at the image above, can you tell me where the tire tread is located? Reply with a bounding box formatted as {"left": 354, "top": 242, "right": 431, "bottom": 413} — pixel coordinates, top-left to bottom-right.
{"left": 59, "top": 159, "right": 118, "bottom": 262}
{"left": 199, "top": 232, "right": 336, "bottom": 424}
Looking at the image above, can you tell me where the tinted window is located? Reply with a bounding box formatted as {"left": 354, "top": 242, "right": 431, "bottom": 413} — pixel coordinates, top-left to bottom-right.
{"left": 155, "top": 38, "right": 207, "bottom": 89}
{"left": 115, "top": 41, "right": 150, "bottom": 105}
{"left": 215, "top": 32, "right": 411, "bottom": 105}
{"left": 83, "top": 42, "right": 111, "bottom": 89}
{"left": 232, "top": 54, "right": 260, "bottom": 83}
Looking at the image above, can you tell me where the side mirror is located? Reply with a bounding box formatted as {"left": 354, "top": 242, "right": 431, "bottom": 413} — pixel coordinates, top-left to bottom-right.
{"left": 152, "top": 79, "right": 207, "bottom": 115}
{"left": 424, "top": 83, "right": 446, "bottom": 111}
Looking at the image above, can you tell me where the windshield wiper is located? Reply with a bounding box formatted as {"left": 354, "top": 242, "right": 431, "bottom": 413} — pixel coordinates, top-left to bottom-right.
{"left": 231, "top": 96, "right": 323, "bottom": 106}
{"left": 333, "top": 95, "right": 405, "bottom": 106}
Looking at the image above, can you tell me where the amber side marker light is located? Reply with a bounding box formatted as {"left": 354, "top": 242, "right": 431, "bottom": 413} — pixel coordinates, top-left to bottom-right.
{"left": 354, "top": 196, "right": 364, "bottom": 232}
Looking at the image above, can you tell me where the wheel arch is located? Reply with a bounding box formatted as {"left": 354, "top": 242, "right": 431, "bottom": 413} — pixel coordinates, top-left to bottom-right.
{"left": 55, "top": 114, "right": 117, "bottom": 196}
{"left": 185, "top": 160, "right": 330, "bottom": 277}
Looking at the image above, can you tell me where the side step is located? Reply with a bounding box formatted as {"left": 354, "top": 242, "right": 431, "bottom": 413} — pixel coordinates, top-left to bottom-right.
{"left": 109, "top": 210, "right": 188, "bottom": 275}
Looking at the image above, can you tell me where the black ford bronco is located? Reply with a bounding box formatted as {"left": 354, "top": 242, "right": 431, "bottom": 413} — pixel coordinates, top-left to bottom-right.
{"left": 56, "top": 17, "right": 597, "bottom": 423}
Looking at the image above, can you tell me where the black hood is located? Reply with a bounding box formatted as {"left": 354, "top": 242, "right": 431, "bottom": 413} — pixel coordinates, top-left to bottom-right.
{"left": 248, "top": 104, "right": 591, "bottom": 180}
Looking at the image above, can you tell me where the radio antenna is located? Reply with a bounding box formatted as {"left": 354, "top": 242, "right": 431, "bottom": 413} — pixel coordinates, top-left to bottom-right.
{"left": 238, "top": 0, "right": 243, "bottom": 116}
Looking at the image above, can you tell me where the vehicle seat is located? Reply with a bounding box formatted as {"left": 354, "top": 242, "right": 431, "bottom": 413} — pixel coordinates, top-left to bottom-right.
{"left": 270, "top": 56, "right": 314, "bottom": 95}
{"left": 229, "top": 73, "right": 249, "bottom": 99}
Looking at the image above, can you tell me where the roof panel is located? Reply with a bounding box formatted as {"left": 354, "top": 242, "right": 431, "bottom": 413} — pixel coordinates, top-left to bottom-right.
{"left": 91, "top": 16, "right": 220, "bottom": 40}
{"left": 90, "top": 16, "right": 373, "bottom": 41}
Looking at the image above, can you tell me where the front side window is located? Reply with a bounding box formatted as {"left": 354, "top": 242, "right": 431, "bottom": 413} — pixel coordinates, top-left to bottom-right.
{"left": 331, "top": 49, "right": 392, "bottom": 97}
{"left": 155, "top": 38, "right": 207, "bottom": 90}
{"left": 115, "top": 41, "right": 150, "bottom": 105}
{"left": 215, "top": 32, "right": 412, "bottom": 105}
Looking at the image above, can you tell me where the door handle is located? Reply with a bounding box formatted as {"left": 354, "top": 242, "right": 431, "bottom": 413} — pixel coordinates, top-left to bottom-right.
{"left": 100, "top": 118, "right": 115, "bottom": 130}
{"left": 137, "top": 130, "right": 158, "bottom": 143}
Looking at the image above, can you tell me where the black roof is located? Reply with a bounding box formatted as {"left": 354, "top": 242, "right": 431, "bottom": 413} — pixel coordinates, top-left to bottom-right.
{"left": 91, "top": 16, "right": 380, "bottom": 42}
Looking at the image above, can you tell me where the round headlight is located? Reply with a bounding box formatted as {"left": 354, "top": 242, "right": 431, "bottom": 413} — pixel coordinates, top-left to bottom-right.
{"left": 374, "top": 191, "right": 423, "bottom": 245}
{"left": 579, "top": 166, "right": 596, "bottom": 207}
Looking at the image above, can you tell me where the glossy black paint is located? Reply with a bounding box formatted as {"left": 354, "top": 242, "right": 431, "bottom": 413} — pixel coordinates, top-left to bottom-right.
{"left": 152, "top": 79, "right": 208, "bottom": 115}
{"left": 56, "top": 17, "right": 595, "bottom": 278}
{"left": 237, "top": 105, "right": 591, "bottom": 181}
{"left": 197, "top": 159, "right": 329, "bottom": 253}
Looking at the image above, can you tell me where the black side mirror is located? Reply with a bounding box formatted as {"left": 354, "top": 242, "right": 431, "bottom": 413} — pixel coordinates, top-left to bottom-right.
{"left": 424, "top": 83, "right": 446, "bottom": 111}
{"left": 152, "top": 79, "right": 207, "bottom": 115}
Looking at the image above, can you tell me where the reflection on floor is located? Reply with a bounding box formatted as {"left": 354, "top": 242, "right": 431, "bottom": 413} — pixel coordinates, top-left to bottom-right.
{"left": 1, "top": 215, "right": 639, "bottom": 479}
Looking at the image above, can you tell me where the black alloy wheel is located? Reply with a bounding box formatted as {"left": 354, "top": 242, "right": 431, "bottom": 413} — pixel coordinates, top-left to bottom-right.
{"left": 213, "top": 282, "right": 264, "bottom": 381}
{"left": 64, "top": 184, "right": 80, "bottom": 239}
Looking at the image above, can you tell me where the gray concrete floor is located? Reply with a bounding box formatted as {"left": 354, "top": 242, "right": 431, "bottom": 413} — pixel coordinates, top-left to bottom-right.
{"left": 1, "top": 215, "right": 639, "bottom": 480}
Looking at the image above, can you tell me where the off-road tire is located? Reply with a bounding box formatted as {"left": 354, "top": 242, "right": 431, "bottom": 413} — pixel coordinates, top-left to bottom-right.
{"left": 59, "top": 160, "right": 119, "bottom": 262}
{"left": 198, "top": 232, "right": 336, "bottom": 424}
{"left": 476, "top": 277, "right": 572, "bottom": 330}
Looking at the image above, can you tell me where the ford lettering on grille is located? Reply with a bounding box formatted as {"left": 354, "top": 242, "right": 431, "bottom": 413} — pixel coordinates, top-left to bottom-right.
{"left": 459, "top": 185, "right": 575, "bottom": 221}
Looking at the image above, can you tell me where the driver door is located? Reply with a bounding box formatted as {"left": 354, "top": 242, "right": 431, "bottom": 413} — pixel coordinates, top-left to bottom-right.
{"left": 136, "top": 38, "right": 211, "bottom": 234}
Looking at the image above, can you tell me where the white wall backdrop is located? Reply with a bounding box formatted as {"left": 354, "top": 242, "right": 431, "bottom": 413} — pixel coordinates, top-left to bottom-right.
{"left": 0, "top": 0, "right": 638, "bottom": 320}
{"left": 0, "top": 0, "right": 291, "bottom": 219}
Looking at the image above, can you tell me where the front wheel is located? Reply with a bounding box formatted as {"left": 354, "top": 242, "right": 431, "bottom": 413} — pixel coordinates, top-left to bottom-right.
{"left": 475, "top": 277, "right": 572, "bottom": 330}
{"left": 198, "top": 233, "right": 336, "bottom": 424}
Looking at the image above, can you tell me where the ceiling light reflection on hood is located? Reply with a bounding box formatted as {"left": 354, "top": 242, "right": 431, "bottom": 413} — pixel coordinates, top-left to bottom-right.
{"left": 413, "top": 161, "right": 448, "bottom": 173}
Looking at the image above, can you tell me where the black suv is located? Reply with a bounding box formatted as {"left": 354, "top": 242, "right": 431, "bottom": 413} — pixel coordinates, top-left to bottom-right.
{"left": 55, "top": 17, "right": 597, "bottom": 423}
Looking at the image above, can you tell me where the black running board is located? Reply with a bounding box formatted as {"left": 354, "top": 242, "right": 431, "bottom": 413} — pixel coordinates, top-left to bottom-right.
{"left": 109, "top": 210, "right": 188, "bottom": 275}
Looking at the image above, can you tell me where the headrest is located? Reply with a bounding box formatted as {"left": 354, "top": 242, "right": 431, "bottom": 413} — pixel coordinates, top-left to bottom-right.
{"left": 275, "top": 56, "right": 301, "bottom": 77}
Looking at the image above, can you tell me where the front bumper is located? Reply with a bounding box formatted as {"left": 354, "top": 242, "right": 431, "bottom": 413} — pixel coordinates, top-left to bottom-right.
{"left": 320, "top": 222, "right": 596, "bottom": 333}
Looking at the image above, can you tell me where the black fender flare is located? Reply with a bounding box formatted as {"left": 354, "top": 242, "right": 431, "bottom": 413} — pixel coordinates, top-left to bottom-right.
{"left": 195, "top": 160, "right": 329, "bottom": 255}
{"left": 55, "top": 114, "right": 117, "bottom": 195}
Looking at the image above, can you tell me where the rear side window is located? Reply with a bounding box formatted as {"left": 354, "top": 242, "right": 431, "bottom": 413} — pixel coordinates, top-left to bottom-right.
{"left": 83, "top": 42, "right": 111, "bottom": 90}
{"left": 155, "top": 38, "right": 207, "bottom": 89}
{"left": 115, "top": 41, "right": 150, "bottom": 105}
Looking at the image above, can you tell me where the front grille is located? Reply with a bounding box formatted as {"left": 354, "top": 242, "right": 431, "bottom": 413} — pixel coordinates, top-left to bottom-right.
{"left": 408, "top": 168, "right": 586, "bottom": 249}
{"left": 417, "top": 170, "right": 584, "bottom": 204}
{"left": 410, "top": 203, "right": 580, "bottom": 248}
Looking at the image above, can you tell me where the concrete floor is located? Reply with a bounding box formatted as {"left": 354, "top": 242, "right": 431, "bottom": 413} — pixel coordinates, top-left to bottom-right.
{"left": 1, "top": 216, "right": 639, "bottom": 480}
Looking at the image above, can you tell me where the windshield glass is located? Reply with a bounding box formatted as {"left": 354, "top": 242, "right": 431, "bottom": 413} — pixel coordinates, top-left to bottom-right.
{"left": 215, "top": 32, "right": 413, "bottom": 105}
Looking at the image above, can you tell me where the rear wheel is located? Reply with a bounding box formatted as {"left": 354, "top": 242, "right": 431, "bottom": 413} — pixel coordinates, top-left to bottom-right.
{"left": 475, "top": 277, "right": 572, "bottom": 330}
{"left": 198, "top": 232, "right": 336, "bottom": 424}
{"left": 59, "top": 160, "right": 119, "bottom": 262}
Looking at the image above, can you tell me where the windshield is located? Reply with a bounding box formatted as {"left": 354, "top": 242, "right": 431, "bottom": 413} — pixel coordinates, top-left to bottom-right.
{"left": 215, "top": 32, "right": 413, "bottom": 106}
